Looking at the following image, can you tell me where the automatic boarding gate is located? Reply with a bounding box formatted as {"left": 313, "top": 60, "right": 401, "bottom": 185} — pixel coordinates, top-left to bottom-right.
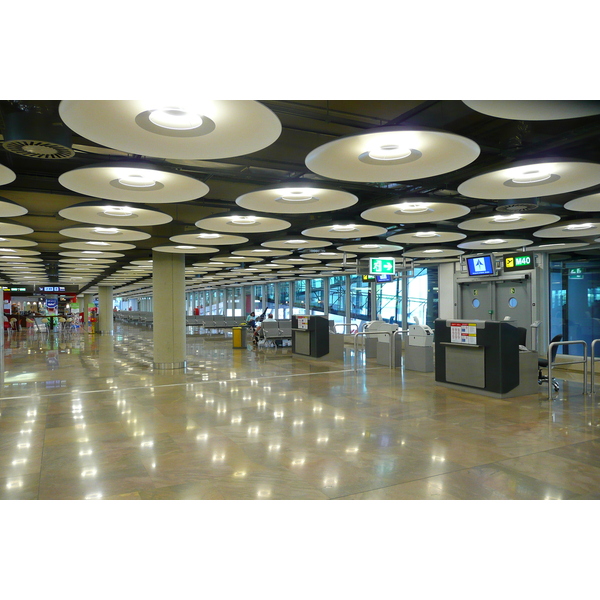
{"left": 455, "top": 252, "right": 541, "bottom": 349}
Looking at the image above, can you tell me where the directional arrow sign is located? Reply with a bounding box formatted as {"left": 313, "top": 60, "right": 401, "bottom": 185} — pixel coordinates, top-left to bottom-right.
{"left": 369, "top": 257, "right": 395, "bottom": 275}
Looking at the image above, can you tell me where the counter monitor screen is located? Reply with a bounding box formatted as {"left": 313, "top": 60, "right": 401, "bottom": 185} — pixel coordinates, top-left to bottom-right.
{"left": 466, "top": 254, "right": 495, "bottom": 276}
{"left": 375, "top": 274, "right": 393, "bottom": 282}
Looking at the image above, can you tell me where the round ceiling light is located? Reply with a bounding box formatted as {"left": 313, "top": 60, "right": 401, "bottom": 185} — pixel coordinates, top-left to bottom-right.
{"left": 0, "top": 197, "right": 27, "bottom": 218}
{"left": 59, "top": 202, "right": 172, "bottom": 227}
{"left": 458, "top": 238, "right": 534, "bottom": 250}
{"left": 236, "top": 186, "right": 358, "bottom": 214}
{"left": 59, "top": 163, "right": 209, "bottom": 203}
{"left": 533, "top": 220, "right": 600, "bottom": 239}
{"left": 59, "top": 100, "right": 281, "bottom": 159}
{"left": 195, "top": 214, "right": 291, "bottom": 234}
{"left": 462, "top": 100, "right": 600, "bottom": 121}
{"left": 169, "top": 232, "right": 248, "bottom": 246}
{"left": 305, "top": 126, "right": 480, "bottom": 183}
{"left": 302, "top": 223, "right": 387, "bottom": 240}
{"left": 0, "top": 222, "right": 34, "bottom": 236}
{"left": 59, "top": 226, "right": 151, "bottom": 242}
{"left": 457, "top": 160, "right": 600, "bottom": 199}
{"left": 261, "top": 238, "right": 333, "bottom": 250}
{"left": 402, "top": 247, "right": 465, "bottom": 258}
{"left": 458, "top": 212, "right": 560, "bottom": 231}
{"left": 361, "top": 200, "right": 470, "bottom": 224}
{"left": 0, "top": 164, "right": 16, "bottom": 186}
{"left": 387, "top": 231, "right": 467, "bottom": 245}
{"left": 564, "top": 193, "right": 600, "bottom": 212}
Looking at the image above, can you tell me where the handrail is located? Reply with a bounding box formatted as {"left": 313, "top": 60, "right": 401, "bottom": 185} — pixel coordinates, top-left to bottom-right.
{"left": 547, "top": 340, "right": 587, "bottom": 400}
{"left": 334, "top": 322, "right": 355, "bottom": 334}
{"left": 353, "top": 331, "right": 392, "bottom": 372}
{"left": 590, "top": 339, "right": 600, "bottom": 394}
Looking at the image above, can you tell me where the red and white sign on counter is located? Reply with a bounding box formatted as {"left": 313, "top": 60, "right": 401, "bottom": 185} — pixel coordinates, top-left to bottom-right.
{"left": 450, "top": 322, "right": 477, "bottom": 344}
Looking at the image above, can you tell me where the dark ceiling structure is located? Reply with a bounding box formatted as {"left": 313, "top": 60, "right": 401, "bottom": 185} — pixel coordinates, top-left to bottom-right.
{"left": 1, "top": 99, "right": 600, "bottom": 295}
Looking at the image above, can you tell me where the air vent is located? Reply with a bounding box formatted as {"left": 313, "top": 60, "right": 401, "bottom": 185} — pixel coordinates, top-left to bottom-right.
{"left": 496, "top": 198, "right": 539, "bottom": 213}
{"left": 1, "top": 110, "right": 75, "bottom": 159}
{"left": 3, "top": 139, "right": 74, "bottom": 159}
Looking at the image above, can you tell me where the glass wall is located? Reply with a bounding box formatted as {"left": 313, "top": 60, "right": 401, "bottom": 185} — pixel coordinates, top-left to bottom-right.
{"left": 234, "top": 287, "right": 242, "bottom": 317}
{"left": 407, "top": 267, "right": 438, "bottom": 327}
{"left": 350, "top": 274, "right": 371, "bottom": 331}
{"left": 254, "top": 285, "right": 263, "bottom": 315}
{"left": 293, "top": 280, "right": 306, "bottom": 314}
{"left": 309, "top": 278, "right": 325, "bottom": 315}
{"left": 328, "top": 276, "right": 347, "bottom": 331}
{"left": 376, "top": 278, "right": 401, "bottom": 325}
{"left": 265, "top": 283, "right": 275, "bottom": 314}
{"left": 278, "top": 281, "right": 290, "bottom": 319}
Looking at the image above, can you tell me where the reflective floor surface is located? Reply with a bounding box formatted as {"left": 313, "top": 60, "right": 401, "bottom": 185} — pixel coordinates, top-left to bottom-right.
{"left": 1, "top": 324, "right": 599, "bottom": 500}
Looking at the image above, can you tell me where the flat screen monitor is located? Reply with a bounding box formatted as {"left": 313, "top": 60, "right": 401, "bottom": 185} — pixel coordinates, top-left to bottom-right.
{"left": 375, "top": 274, "right": 393, "bottom": 283}
{"left": 466, "top": 254, "right": 495, "bottom": 276}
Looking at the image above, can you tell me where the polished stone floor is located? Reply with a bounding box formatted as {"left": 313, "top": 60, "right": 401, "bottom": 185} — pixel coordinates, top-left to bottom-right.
{"left": 1, "top": 323, "right": 599, "bottom": 500}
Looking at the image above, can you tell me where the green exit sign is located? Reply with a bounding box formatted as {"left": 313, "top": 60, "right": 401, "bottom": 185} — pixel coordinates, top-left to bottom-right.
{"left": 569, "top": 267, "right": 584, "bottom": 279}
{"left": 503, "top": 252, "right": 534, "bottom": 272}
{"left": 369, "top": 257, "right": 395, "bottom": 275}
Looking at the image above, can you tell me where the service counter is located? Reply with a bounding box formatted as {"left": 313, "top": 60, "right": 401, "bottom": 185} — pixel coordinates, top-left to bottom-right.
{"left": 434, "top": 319, "right": 538, "bottom": 399}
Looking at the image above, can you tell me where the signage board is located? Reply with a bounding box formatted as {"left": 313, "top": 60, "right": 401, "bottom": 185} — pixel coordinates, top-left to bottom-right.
{"left": 369, "top": 257, "right": 395, "bottom": 275}
{"left": 503, "top": 252, "right": 534, "bottom": 273}
{"left": 569, "top": 267, "right": 584, "bottom": 280}
{"left": 450, "top": 322, "right": 477, "bottom": 345}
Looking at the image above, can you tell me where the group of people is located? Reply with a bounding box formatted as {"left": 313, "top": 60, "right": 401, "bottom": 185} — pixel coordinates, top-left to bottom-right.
{"left": 246, "top": 309, "right": 275, "bottom": 346}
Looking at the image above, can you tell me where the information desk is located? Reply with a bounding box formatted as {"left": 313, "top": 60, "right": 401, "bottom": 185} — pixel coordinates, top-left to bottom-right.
{"left": 434, "top": 319, "right": 529, "bottom": 397}
{"left": 292, "top": 315, "right": 329, "bottom": 358}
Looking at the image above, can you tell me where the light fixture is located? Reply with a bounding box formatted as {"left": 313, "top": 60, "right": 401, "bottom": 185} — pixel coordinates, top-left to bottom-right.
{"left": 492, "top": 214, "right": 523, "bottom": 222}
{"left": 230, "top": 216, "right": 257, "bottom": 225}
{"left": 85, "top": 241, "right": 111, "bottom": 246}
{"left": 365, "top": 144, "right": 412, "bottom": 161}
{"left": 422, "top": 249, "right": 445, "bottom": 253}
{"left": 395, "top": 202, "right": 431, "bottom": 214}
{"left": 564, "top": 223, "right": 595, "bottom": 231}
{"left": 197, "top": 233, "right": 221, "bottom": 239}
{"left": 331, "top": 224, "right": 357, "bottom": 232}
{"left": 148, "top": 107, "right": 204, "bottom": 131}
{"left": 103, "top": 207, "right": 134, "bottom": 217}
{"left": 483, "top": 238, "right": 506, "bottom": 244}
{"left": 510, "top": 169, "right": 553, "bottom": 185}
{"left": 277, "top": 189, "right": 317, "bottom": 202}
{"left": 360, "top": 244, "right": 381, "bottom": 249}
{"left": 117, "top": 173, "right": 157, "bottom": 188}
{"left": 94, "top": 227, "right": 120, "bottom": 234}
{"left": 286, "top": 239, "right": 309, "bottom": 244}
{"left": 414, "top": 231, "right": 439, "bottom": 238}
{"left": 175, "top": 245, "right": 196, "bottom": 250}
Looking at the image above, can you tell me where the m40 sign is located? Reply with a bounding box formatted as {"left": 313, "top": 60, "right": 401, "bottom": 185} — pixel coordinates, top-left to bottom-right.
{"left": 369, "top": 257, "right": 395, "bottom": 275}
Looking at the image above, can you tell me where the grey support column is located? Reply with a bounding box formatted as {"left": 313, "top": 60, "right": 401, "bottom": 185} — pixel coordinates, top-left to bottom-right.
{"left": 98, "top": 286, "right": 114, "bottom": 334}
{"left": 152, "top": 251, "right": 186, "bottom": 370}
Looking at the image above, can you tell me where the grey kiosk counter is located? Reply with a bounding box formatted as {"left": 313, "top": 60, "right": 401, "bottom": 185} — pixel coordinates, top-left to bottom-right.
{"left": 292, "top": 315, "right": 330, "bottom": 358}
{"left": 434, "top": 319, "right": 539, "bottom": 399}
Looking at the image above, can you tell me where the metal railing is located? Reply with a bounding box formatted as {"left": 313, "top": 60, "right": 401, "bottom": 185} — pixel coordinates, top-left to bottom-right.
{"left": 353, "top": 331, "right": 393, "bottom": 371}
{"left": 334, "top": 323, "right": 355, "bottom": 334}
{"left": 547, "top": 340, "right": 587, "bottom": 400}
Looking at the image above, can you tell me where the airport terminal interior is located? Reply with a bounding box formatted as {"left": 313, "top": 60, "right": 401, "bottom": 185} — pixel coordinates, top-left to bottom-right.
{"left": 2, "top": 100, "right": 600, "bottom": 500}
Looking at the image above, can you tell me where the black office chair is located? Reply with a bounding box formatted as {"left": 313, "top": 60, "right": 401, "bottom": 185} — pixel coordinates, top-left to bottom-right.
{"left": 538, "top": 334, "right": 562, "bottom": 392}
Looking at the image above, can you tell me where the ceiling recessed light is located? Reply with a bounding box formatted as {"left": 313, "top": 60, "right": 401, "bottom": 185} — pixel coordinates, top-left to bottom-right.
{"left": 423, "top": 248, "right": 444, "bottom": 253}
{"left": 85, "top": 241, "right": 111, "bottom": 246}
{"left": 117, "top": 173, "right": 157, "bottom": 188}
{"left": 94, "top": 227, "right": 120, "bottom": 234}
{"left": 492, "top": 214, "right": 523, "bottom": 222}
{"left": 395, "top": 202, "right": 431, "bottom": 214}
{"left": 285, "top": 239, "right": 309, "bottom": 244}
{"left": 230, "top": 216, "right": 257, "bottom": 225}
{"left": 278, "top": 189, "right": 318, "bottom": 202}
{"left": 564, "top": 223, "right": 595, "bottom": 231}
{"left": 148, "top": 107, "right": 204, "bottom": 131}
{"left": 414, "top": 231, "right": 439, "bottom": 238}
{"left": 483, "top": 238, "right": 506, "bottom": 244}
{"left": 367, "top": 145, "right": 412, "bottom": 161}
{"left": 511, "top": 169, "right": 552, "bottom": 184}
{"left": 103, "top": 207, "right": 134, "bottom": 217}
{"left": 197, "top": 233, "right": 221, "bottom": 239}
{"left": 175, "top": 245, "right": 196, "bottom": 249}
{"left": 360, "top": 244, "right": 381, "bottom": 249}
{"left": 331, "top": 224, "right": 357, "bottom": 232}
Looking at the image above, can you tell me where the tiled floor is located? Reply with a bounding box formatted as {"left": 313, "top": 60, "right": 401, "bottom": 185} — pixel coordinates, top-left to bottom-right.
{"left": 1, "top": 323, "right": 598, "bottom": 500}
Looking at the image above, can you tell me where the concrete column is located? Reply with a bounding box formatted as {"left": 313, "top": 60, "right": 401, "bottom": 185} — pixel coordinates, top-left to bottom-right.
{"left": 98, "top": 286, "right": 114, "bottom": 334}
{"left": 83, "top": 293, "right": 94, "bottom": 333}
{"left": 152, "top": 251, "right": 186, "bottom": 370}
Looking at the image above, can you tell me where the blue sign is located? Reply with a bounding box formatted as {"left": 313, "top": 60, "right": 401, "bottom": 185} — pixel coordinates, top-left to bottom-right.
{"left": 46, "top": 298, "right": 58, "bottom": 310}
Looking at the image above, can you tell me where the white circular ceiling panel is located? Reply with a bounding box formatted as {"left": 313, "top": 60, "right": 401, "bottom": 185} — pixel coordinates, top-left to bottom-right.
{"left": 169, "top": 232, "right": 248, "bottom": 246}
{"left": 0, "top": 237, "right": 37, "bottom": 248}
{"left": 305, "top": 126, "right": 480, "bottom": 183}
{"left": 0, "top": 164, "right": 16, "bottom": 186}
{"left": 0, "top": 222, "right": 34, "bottom": 236}
{"left": 463, "top": 100, "right": 600, "bottom": 121}
{"left": 457, "top": 160, "right": 600, "bottom": 200}
{"left": 235, "top": 186, "right": 358, "bottom": 214}
{"left": 59, "top": 164, "right": 209, "bottom": 203}
{"left": 59, "top": 202, "right": 173, "bottom": 226}
{"left": 402, "top": 247, "right": 465, "bottom": 258}
{"left": 261, "top": 238, "right": 333, "bottom": 250}
{"left": 533, "top": 220, "right": 600, "bottom": 238}
{"left": 458, "top": 238, "right": 534, "bottom": 250}
{"left": 0, "top": 197, "right": 27, "bottom": 217}
{"left": 458, "top": 212, "right": 560, "bottom": 231}
{"left": 195, "top": 214, "right": 291, "bottom": 234}
{"left": 387, "top": 230, "right": 466, "bottom": 244}
{"left": 59, "top": 241, "right": 135, "bottom": 251}
{"left": 59, "top": 100, "right": 282, "bottom": 159}
{"left": 336, "top": 243, "right": 403, "bottom": 253}
{"left": 564, "top": 193, "right": 600, "bottom": 212}
{"left": 59, "top": 226, "right": 151, "bottom": 242}
{"left": 301, "top": 223, "right": 387, "bottom": 239}
{"left": 361, "top": 200, "right": 470, "bottom": 224}
{"left": 152, "top": 245, "right": 219, "bottom": 254}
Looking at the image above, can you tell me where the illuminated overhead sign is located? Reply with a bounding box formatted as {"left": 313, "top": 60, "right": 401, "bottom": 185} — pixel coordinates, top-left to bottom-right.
{"left": 369, "top": 257, "right": 395, "bottom": 275}
{"left": 503, "top": 252, "right": 534, "bottom": 272}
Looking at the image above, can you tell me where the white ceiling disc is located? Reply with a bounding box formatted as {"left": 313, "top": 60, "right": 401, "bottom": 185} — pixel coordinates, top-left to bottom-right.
{"left": 300, "top": 251, "right": 357, "bottom": 260}
{"left": 152, "top": 245, "right": 219, "bottom": 254}
{"left": 235, "top": 186, "right": 358, "bottom": 214}
{"left": 231, "top": 248, "right": 292, "bottom": 257}
{"left": 463, "top": 100, "right": 600, "bottom": 121}
{"left": 529, "top": 242, "right": 590, "bottom": 251}
{"left": 59, "top": 100, "right": 282, "bottom": 159}
{"left": 209, "top": 255, "right": 257, "bottom": 263}
{"left": 305, "top": 126, "right": 480, "bottom": 182}
{"left": 0, "top": 197, "right": 27, "bottom": 217}
{"left": 458, "top": 212, "right": 560, "bottom": 231}
{"left": 59, "top": 241, "right": 135, "bottom": 251}
{"left": 59, "top": 202, "right": 173, "bottom": 226}
{"left": 301, "top": 223, "right": 387, "bottom": 239}
{"left": 0, "top": 257, "right": 42, "bottom": 262}
{"left": 59, "top": 163, "right": 209, "bottom": 204}
{"left": 261, "top": 238, "right": 332, "bottom": 249}
{"left": 387, "top": 230, "right": 466, "bottom": 244}
{"left": 129, "top": 260, "right": 153, "bottom": 266}
{"left": 195, "top": 214, "right": 291, "bottom": 234}
{"left": 0, "top": 248, "right": 39, "bottom": 256}
{"left": 564, "top": 193, "right": 600, "bottom": 212}
{"left": 59, "top": 258, "right": 116, "bottom": 264}
{"left": 457, "top": 160, "right": 600, "bottom": 200}
{"left": 0, "top": 237, "right": 37, "bottom": 247}
{"left": 402, "top": 247, "right": 465, "bottom": 258}
{"left": 59, "top": 251, "right": 124, "bottom": 258}
{"left": 361, "top": 200, "right": 470, "bottom": 224}
{"left": 274, "top": 258, "right": 322, "bottom": 265}
{"left": 0, "top": 222, "right": 34, "bottom": 236}
{"left": 59, "top": 226, "right": 151, "bottom": 241}
{"left": 0, "top": 164, "right": 16, "bottom": 186}
{"left": 533, "top": 220, "right": 600, "bottom": 238}
{"left": 458, "top": 238, "right": 534, "bottom": 250}
{"left": 169, "top": 232, "right": 248, "bottom": 246}
{"left": 337, "top": 243, "right": 403, "bottom": 253}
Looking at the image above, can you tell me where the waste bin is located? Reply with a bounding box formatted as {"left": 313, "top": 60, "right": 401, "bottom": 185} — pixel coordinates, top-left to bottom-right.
{"left": 232, "top": 325, "right": 248, "bottom": 349}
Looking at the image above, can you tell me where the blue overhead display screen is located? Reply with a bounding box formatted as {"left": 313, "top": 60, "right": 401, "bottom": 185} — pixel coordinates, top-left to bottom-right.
{"left": 466, "top": 255, "right": 495, "bottom": 276}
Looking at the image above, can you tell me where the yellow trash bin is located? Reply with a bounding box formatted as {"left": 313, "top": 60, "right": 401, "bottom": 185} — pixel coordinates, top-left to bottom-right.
{"left": 232, "top": 326, "right": 244, "bottom": 349}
